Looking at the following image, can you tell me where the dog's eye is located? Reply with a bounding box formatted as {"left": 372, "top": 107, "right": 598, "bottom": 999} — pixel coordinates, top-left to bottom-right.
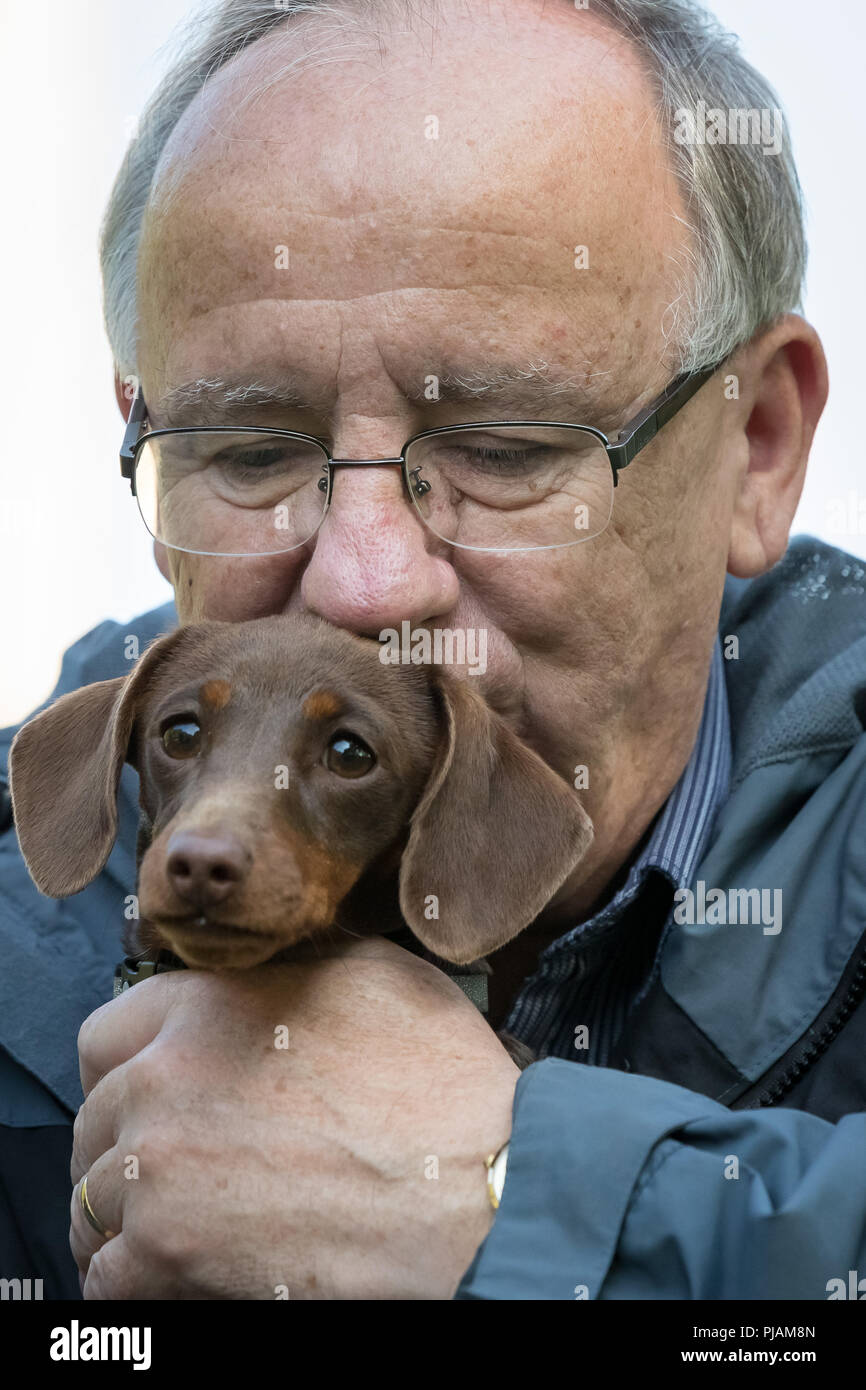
{"left": 324, "top": 731, "right": 376, "bottom": 778}
{"left": 162, "top": 719, "right": 202, "bottom": 759}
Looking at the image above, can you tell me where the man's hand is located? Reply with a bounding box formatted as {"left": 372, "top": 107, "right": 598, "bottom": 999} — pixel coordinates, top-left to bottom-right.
{"left": 70, "top": 935, "right": 520, "bottom": 1299}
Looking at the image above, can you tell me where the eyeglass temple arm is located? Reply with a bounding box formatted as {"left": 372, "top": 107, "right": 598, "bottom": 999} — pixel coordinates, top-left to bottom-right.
{"left": 605, "top": 364, "right": 719, "bottom": 480}
{"left": 119, "top": 381, "right": 148, "bottom": 486}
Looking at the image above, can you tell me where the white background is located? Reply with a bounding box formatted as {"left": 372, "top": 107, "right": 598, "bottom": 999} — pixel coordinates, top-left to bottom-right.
{"left": 1, "top": 0, "right": 863, "bottom": 724}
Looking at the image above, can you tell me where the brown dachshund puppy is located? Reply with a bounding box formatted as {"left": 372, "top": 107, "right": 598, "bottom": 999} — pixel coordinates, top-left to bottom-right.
{"left": 9, "top": 615, "right": 592, "bottom": 1065}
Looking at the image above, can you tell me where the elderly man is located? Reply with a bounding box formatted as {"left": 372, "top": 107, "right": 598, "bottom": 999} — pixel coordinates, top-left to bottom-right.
{"left": 1, "top": 0, "right": 863, "bottom": 1302}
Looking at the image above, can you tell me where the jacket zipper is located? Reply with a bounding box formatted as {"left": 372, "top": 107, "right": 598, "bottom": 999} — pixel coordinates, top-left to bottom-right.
{"left": 736, "top": 938, "right": 866, "bottom": 1108}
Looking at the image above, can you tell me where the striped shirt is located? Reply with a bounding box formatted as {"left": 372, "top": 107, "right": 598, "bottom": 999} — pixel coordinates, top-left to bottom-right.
{"left": 504, "top": 637, "right": 732, "bottom": 1066}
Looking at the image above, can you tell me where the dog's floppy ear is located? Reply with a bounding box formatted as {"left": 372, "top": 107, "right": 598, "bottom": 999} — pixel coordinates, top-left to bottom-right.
{"left": 398, "top": 673, "right": 593, "bottom": 964}
{"left": 8, "top": 626, "right": 197, "bottom": 897}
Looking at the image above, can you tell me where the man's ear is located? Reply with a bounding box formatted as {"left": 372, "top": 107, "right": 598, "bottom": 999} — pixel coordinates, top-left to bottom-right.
{"left": 727, "top": 315, "right": 829, "bottom": 579}
{"left": 112, "top": 369, "right": 173, "bottom": 584}
{"left": 8, "top": 626, "right": 195, "bottom": 898}
{"left": 114, "top": 368, "right": 136, "bottom": 421}
{"left": 398, "top": 673, "right": 593, "bottom": 965}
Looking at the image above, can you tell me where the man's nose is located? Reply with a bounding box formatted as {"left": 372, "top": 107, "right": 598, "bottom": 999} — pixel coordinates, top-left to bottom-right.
{"left": 301, "top": 462, "right": 459, "bottom": 636}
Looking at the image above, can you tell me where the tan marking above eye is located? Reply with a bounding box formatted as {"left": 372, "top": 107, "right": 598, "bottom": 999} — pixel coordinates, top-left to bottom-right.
{"left": 303, "top": 689, "right": 343, "bottom": 720}
{"left": 200, "top": 679, "right": 231, "bottom": 710}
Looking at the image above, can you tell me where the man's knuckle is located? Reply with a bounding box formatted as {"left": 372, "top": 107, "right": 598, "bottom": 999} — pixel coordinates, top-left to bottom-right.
{"left": 84, "top": 1242, "right": 131, "bottom": 1300}
{"left": 76, "top": 1013, "right": 99, "bottom": 1056}
{"left": 130, "top": 1125, "right": 176, "bottom": 1178}
{"left": 133, "top": 1208, "right": 203, "bottom": 1279}
{"left": 72, "top": 1106, "right": 85, "bottom": 1148}
{"left": 123, "top": 1046, "right": 170, "bottom": 1102}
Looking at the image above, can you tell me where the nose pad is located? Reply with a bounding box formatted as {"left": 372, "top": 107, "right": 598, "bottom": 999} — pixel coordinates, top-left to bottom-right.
{"left": 165, "top": 831, "right": 251, "bottom": 909}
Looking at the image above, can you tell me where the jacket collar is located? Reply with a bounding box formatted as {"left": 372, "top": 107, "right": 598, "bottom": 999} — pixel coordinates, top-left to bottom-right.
{"left": 662, "top": 539, "right": 866, "bottom": 1078}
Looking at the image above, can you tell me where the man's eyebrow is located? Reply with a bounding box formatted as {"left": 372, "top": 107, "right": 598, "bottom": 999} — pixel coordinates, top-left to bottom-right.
{"left": 404, "top": 362, "right": 613, "bottom": 420}
{"left": 152, "top": 378, "right": 320, "bottom": 427}
{"left": 151, "top": 363, "right": 615, "bottom": 428}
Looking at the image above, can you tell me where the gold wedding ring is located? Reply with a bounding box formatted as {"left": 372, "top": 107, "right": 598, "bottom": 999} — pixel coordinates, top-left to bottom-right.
{"left": 80, "top": 1173, "right": 117, "bottom": 1241}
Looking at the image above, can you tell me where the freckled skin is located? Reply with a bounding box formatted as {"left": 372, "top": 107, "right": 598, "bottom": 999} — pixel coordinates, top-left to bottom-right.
{"left": 133, "top": 0, "right": 827, "bottom": 948}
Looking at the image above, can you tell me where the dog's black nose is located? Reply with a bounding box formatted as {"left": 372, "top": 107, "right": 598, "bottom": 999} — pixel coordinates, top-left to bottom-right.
{"left": 165, "top": 831, "right": 250, "bottom": 908}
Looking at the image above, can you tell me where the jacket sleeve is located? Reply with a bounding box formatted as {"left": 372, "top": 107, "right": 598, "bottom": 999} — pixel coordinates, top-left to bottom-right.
{"left": 454, "top": 1058, "right": 866, "bottom": 1299}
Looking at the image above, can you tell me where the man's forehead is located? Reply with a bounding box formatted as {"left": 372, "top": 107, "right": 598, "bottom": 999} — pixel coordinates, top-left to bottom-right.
{"left": 143, "top": 1, "right": 676, "bottom": 259}
{"left": 138, "top": 1, "right": 687, "bottom": 403}
{"left": 151, "top": 3, "right": 648, "bottom": 178}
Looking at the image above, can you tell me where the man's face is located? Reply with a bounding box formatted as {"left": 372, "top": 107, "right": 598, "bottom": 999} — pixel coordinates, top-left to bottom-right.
{"left": 135, "top": 2, "right": 745, "bottom": 914}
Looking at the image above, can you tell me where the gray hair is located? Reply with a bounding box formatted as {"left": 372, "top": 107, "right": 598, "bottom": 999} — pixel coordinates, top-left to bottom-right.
{"left": 100, "top": 0, "right": 806, "bottom": 382}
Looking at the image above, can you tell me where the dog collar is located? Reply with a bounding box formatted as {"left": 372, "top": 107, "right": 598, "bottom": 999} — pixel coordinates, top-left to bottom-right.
{"left": 113, "top": 950, "right": 187, "bottom": 997}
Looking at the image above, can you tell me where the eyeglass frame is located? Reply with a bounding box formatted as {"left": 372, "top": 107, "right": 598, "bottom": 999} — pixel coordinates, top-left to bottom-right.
{"left": 119, "top": 361, "right": 721, "bottom": 554}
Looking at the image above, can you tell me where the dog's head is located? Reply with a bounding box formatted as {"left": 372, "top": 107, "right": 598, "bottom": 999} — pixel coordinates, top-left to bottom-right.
{"left": 9, "top": 616, "right": 592, "bottom": 969}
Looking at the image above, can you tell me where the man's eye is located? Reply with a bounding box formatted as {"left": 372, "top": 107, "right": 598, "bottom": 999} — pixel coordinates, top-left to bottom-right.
{"left": 324, "top": 731, "right": 376, "bottom": 778}
{"left": 161, "top": 719, "right": 202, "bottom": 759}
{"left": 464, "top": 445, "right": 547, "bottom": 473}
{"left": 212, "top": 445, "right": 290, "bottom": 473}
